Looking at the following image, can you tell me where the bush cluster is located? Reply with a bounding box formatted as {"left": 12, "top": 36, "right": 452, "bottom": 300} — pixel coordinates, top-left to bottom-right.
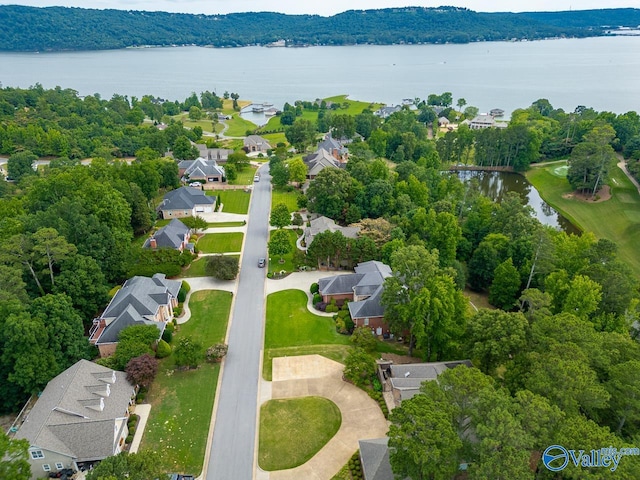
{"left": 310, "top": 282, "right": 319, "bottom": 294}
{"left": 156, "top": 339, "right": 172, "bottom": 358}
{"left": 348, "top": 452, "right": 363, "bottom": 479}
{"left": 178, "top": 281, "right": 191, "bottom": 302}
{"left": 368, "top": 390, "right": 389, "bottom": 419}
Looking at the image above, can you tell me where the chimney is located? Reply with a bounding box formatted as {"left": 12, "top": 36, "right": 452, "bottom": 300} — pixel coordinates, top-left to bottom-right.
{"left": 150, "top": 237, "right": 157, "bottom": 249}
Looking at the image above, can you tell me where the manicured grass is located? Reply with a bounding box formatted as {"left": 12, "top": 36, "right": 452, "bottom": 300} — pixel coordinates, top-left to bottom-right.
{"left": 262, "top": 132, "right": 287, "bottom": 146}
{"left": 141, "top": 290, "right": 232, "bottom": 475}
{"left": 222, "top": 98, "right": 251, "bottom": 113}
{"left": 229, "top": 165, "right": 258, "bottom": 185}
{"left": 207, "top": 221, "right": 246, "bottom": 228}
{"left": 268, "top": 229, "right": 300, "bottom": 273}
{"left": 323, "top": 95, "right": 384, "bottom": 116}
{"left": 526, "top": 161, "right": 640, "bottom": 278}
{"left": 263, "top": 289, "right": 350, "bottom": 379}
{"left": 272, "top": 187, "right": 301, "bottom": 212}
{"left": 207, "top": 189, "right": 251, "bottom": 214}
{"left": 178, "top": 255, "right": 240, "bottom": 278}
{"left": 224, "top": 114, "right": 257, "bottom": 137}
{"left": 259, "top": 397, "right": 341, "bottom": 471}
{"left": 197, "top": 232, "right": 244, "bottom": 253}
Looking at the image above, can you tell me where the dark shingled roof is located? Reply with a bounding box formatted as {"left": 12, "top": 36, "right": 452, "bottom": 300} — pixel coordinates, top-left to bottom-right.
{"left": 15, "top": 360, "right": 135, "bottom": 462}
{"left": 359, "top": 438, "right": 395, "bottom": 480}
{"left": 143, "top": 218, "right": 190, "bottom": 250}
{"left": 160, "top": 186, "right": 215, "bottom": 211}
{"left": 93, "top": 274, "right": 181, "bottom": 345}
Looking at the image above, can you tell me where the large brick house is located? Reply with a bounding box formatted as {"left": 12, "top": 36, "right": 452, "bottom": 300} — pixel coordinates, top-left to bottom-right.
{"left": 318, "top": 261, "right": 392, "bottom": 333}
{"left": 89, "top": 273, "right": 181, "bottom": 357}
{"left": 157, "top": 186, "right": 216, "bottom": 219}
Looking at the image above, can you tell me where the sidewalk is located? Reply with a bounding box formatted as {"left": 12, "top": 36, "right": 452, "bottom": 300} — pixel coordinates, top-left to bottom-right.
{"left": 129, "top": 404, "right": 151, "bottom": 453}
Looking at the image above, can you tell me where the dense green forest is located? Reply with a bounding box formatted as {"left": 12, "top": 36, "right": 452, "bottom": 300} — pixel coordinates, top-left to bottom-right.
{"left": 1, "top": 6, "right": 640, "bottom": 52}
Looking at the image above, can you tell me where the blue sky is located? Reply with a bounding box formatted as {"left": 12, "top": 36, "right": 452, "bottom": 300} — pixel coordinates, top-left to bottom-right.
{"left": 2, "top": 1, "right": 639, "bottom": 16}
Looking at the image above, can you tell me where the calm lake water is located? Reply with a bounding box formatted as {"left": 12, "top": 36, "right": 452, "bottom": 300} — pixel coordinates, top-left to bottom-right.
{"left": 457, "top": 171, "right": 580, "bottom": 235}
{"left": 1, "top": 36, "right": 640, "bottom": 115}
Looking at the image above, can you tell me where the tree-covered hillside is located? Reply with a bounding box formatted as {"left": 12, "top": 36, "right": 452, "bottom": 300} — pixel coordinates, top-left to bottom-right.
{"left": 1, "top": 5, "right": 640, "bottom": 52}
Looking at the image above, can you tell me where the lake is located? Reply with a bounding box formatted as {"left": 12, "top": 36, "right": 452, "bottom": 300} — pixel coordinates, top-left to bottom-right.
{"left": 1, "top": 36, "right": 640, "bottom": 116}
{"left": 456, "top": 170, "right": 580, "bottom": 235}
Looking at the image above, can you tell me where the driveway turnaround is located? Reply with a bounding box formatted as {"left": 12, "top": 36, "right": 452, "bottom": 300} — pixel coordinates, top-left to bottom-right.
{"left": 258, "top": 355, "right": 389, "bottom": 480}
{"left": 205, "top": 164, "right": 271, "bottom": 480}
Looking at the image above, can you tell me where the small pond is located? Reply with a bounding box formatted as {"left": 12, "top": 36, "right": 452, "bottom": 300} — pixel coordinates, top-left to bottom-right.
{"left": 456, "top": 170, "right": 580, "bottom": 235}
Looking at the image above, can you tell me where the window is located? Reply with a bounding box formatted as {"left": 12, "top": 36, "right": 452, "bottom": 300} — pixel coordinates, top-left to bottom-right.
{"left": 364, "top": 318, "right": 369, "bottom": 326}
{"left": 42, "top": 464, "right": 51, "bottom": 472}
{"left": 55, "top": 463, "right": 64, "bottom": 469}
{"left": 31, "top": 450, "right": 44, "bottom": 459}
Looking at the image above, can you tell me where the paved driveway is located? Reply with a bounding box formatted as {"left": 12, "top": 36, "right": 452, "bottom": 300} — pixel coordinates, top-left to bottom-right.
{"left": 205, "top": 164, "right": 271, "bottom": 480}
{"left": 257, "top": 355, "right": 389, "bottom": 480}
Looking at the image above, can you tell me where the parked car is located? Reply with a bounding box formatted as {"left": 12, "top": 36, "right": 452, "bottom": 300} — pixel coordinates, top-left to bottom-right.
{"left": 189, "top": 181, "right": 202, "bottom": 187}
{"left": 254, "top": 174, "right": 260, "bottom": 182}
{"left": 169, "top": 474, "right": 195, "bottom": 480}
{"left": 258, "top": 258, "right": 266, "bottom": 268}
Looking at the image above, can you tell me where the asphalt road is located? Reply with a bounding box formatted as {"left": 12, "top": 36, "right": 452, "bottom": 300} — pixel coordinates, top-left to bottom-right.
{"left": 206, "top": 165, "right": 271, "bottom": 480}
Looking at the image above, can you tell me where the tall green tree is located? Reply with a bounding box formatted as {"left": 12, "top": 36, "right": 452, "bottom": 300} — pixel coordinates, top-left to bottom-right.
{"left": 0, "top": 431, "right": 30, "bottom": 480}
{"left": 7, "top": 150, "right": 37, "bottom": 182}
{"left": 270, "top": 202, "right": 291, "bottom": 229}
{"left": 86, "top": 450, "right": 168, "bottom": 480}
{"left": 489, "top": 257, "right": 521, "bottom": 310}
{"left": 268, "top": 229, "right": 291, "bottom": 263}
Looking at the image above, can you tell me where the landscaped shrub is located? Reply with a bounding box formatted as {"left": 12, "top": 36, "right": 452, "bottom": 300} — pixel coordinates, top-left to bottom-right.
{"left": 325, "top": 304, "right": 339, "bottom": 313}
{"left": 315, "top": 302, "right": 327, "bottom": 311}
{"left": 129, "top": 427, "right": 136, "bottom": 435}
{"left": 313, "top": 293, "right": 322, "bottom": 304}
{"left": 156, "top": 339, "right": 172, "bottom": 358}
{"left": 165, "top": 322, "right": 175, "bottom": 333}
{"left": 292, "top": 212, "right": 303, "bottom": 226}
{"left": 173, "top": 305, "right": 182, "bottom": 317}
{"left": 206, "top": 343, "right": 229, "bottom": 362}
{"left": 161, "top": 329, "right": 173, "bottom": 343}
{"left": 310, "top": 282, "right": 319, "bottom": 294}
{"left": 128, "top": 414, "right": 139, "bottom": 428}
{"left": 178, "top": 281, "right": 191, "bottom": 302}
{"left": 126, "top": 434, "right": 134, "bottom": 444}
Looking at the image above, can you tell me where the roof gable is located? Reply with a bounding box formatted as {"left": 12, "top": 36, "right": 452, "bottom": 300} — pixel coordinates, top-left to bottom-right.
{"left": 161, "top": 186, "right": 215, "bottom": 210}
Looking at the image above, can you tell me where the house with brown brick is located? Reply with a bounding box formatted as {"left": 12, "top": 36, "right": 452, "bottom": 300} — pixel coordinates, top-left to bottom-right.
{"left": 143, "top": 218, "right": 193, "bottom": 253}
{"left": 89, "top": 274, "right": 181, "bottom": 357}
{"left": 318, "top": 261, "right": 392, "bottom": 333}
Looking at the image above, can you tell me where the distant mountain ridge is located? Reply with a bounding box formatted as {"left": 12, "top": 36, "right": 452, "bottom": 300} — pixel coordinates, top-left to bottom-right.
{"left": 1, "top": 5, "right": 639, "bottom": 52}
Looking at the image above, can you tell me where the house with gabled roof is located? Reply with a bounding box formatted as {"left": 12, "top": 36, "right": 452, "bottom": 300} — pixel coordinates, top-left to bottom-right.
{"left": 89, "top": 273, "right": 181, "bottom": 357}
{"left": 178, "top": 157, "right": 225, "bottom": 183}
{"left": 373, "top": 105, "right": 402, "bottom": 119}
{"left": 318, "top": 261, "right": 392, "bottom": 333}
{"left": 194, "top": 144, "right": 234, "bottom": 163}
{"left": 377, "top": 359, "right": 473, "bottom": 405}
{"left": 303, "top": 216, "right": 360, "bottom": 250}
{"left": 143, "top": 218, "right": 193, "bottom": 253}
{"left": 303, "top": 148, "right": 345, "bottom": 179}
{"left": 317, "top": 133, "right": 348, "bottom": 161}
{"left": 158, "top": 186, "right": 216, "bottom": 219}
{"left": 244, "top": 135, "right": 271, "bottom": 153}
{"left": 14, "top": 359, "right": 136, "bottom": 479}
{"left": 359, "top": 438, "right": 396, "bottom": 480}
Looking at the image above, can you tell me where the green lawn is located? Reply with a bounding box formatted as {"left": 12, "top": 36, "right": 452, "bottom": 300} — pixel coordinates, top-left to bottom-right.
{"left": 268, "top": 229, "right": 301, "bottom": 273}
{"left": 171, "top": 113, "right": 224, "bottom": 134}
{"left": 229, "top": 165, "right": 258, "bottom": 185}
{"left": 207, "top": 221, "right": 246, "bottom": 228}
{"left": 272, "top": 187, "right": 301, "bottom": 212}
{"left": 207, "top": 189, "right": 251, "bottom": 214}
{"left": 259, "top": 397, "right": 341, "bottom": 471}
{"left": 177, "top": 255, "right": 240, "bottom": 278}
{"left": 323, "top": 95, "right": 384, "bottom": 116}
{"left": 262, "top": 132, "right": 287, "bottom": 146}
{"left": 224, "top": 114, "right": 257, "bottom": 137}
{"left": 197, "top": 232, "right": 244, "bottom": 253}
{"left": 141, "top": 290, "right": 232, "bottom": 475}
{"left": 263, "top": 289, "right": 350, "bottom": 379}
{"left": 526, "top": 161, "right": 640, "bottom": 278}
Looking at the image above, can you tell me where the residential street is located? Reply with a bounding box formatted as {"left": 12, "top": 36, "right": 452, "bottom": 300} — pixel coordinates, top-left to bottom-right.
{"left": 205, "top": 165, "right": 270, "bottom": 480}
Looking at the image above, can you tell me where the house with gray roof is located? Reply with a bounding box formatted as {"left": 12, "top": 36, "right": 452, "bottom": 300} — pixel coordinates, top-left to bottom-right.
{"left": 317, "top": 133, "right": 348, "bottom": 161}
{"left": 89, "top": 273, "right": 181, "bottom": 357}
{"left": 244, "top": 135, "right": 271, "bottom": 153}
{"left": 194, "top": 144, "right": 234, "bottom": 163}
{"left": 303, "top": 148, "right": 345, "bottom": 179}
{"left": 178, "top": 157, "right": 225, "bottom": 183}
{"left": 377, "top": 360, "right": 473, "bottom": 405}
{"left": 303, "top": 216, "right": 360, "bottom": 251}
{"left": 469, "top": 114, "right": 496, "bottom": 129}
{"left": 359, "top": 438, "right": 396, "bottom": 480}
{"left": 15, "top": 359, "right": 135, "bottom": 479}
{"left": 158, "top": 186, "right": 216, "bottom": 219}
{"left": 143, "top": 218, "right": 193, "bottom": 253}
{"left": 373, "top": 105, "right": 402, "bottom": 119}
{"left": 318, "top": 261, "right": 392, "bottom": 333}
